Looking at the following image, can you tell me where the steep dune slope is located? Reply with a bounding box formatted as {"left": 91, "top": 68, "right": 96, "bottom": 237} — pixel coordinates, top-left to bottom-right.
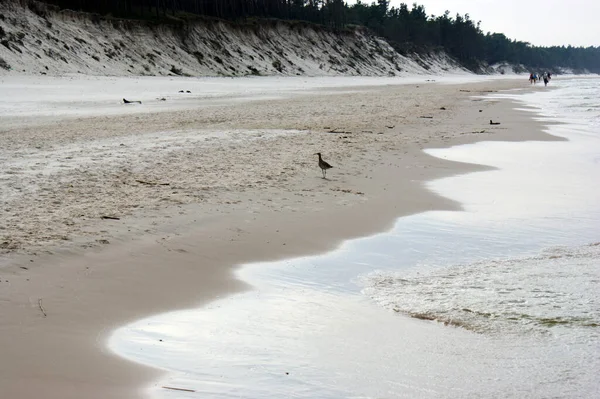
{"left": 0, "top": 0, "right": 466, "bottom": 77}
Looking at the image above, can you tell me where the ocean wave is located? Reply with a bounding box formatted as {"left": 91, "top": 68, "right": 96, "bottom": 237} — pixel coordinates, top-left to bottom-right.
{"left": 360, "top": 243, "right": 600, "bottom": 336}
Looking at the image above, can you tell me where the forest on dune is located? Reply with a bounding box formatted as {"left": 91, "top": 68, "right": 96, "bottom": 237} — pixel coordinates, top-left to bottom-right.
{"left": 26, "top": 0, "right": 600, "bottom": 72}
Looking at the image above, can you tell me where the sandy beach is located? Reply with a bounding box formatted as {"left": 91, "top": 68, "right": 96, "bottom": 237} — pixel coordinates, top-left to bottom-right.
{"left": 0, "top": 77, "right": 558, "bottom": 398}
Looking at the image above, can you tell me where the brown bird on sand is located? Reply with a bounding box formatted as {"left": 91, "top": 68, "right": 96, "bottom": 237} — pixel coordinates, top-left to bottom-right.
{"left": 314, "top": 152, "right": 333, "bottom": 179}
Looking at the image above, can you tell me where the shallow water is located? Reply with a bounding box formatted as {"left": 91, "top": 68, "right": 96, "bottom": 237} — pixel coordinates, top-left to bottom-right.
{"left": 110, "top": 76, "right": 600, "bottom": 398}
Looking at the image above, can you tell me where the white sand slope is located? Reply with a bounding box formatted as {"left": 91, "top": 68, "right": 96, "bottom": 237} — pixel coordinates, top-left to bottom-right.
{"left": 0, "top": 0, "right": 467, "bottom": 77}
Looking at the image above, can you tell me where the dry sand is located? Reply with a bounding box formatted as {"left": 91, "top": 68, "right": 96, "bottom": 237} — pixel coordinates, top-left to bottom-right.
{"left": 0, "top": 79, "right": 559, "bottom": 398}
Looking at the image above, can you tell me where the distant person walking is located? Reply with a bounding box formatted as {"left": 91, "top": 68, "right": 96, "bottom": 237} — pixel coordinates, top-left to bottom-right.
{"left": 543, "top": 73, "right": 549, "bottom": 86}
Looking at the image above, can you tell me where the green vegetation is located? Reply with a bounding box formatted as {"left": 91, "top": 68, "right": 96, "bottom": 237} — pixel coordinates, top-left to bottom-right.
{"left": 27, "top": 0, "right": 600, "bottom": 72}
{"left": 0, "top": 56, "right": 10, "bottom": 70}
{"left": 170, "top": 65, "right": 184, "bottom": 75}
{"left": 272, "top": 59, "right": 283, "bottom": 72}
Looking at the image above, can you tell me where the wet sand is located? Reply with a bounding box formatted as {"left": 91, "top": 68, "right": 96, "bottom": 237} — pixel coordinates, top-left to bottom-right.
{"left": 0, "top": 78, "right": 557, "bottom": 398}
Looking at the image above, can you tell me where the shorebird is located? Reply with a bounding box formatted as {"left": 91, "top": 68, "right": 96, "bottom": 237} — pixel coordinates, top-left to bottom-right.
{"left": 489, "top": 119, "right": 501, "bottom": 125}
{"left": 314, "top": 152, "right": 333, "bottom": 179}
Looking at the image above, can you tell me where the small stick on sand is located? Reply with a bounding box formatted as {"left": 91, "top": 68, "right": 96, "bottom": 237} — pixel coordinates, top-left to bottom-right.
{"left": 38, "top": 298, "right": 47, "bottom": 317}
{"left": 123, "top": 98, "right": 142, "bottom": 104}
{"left": 135, "top": 179, "right": 170, "bottom": 186}
{"left": 162, "top": 386, "right": 196, "bottom": 392}
{"left": 100, "top": 216, "right": 121, "bottom": 220}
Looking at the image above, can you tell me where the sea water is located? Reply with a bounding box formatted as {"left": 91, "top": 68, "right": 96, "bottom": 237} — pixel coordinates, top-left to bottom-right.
{"left": 110, "top": 77, "right": 600, "bottom": 398}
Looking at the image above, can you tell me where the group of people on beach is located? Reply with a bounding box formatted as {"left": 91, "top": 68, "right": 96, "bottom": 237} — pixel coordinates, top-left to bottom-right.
{"left": 529, "top": 72, "right": 552, "bottom": 86}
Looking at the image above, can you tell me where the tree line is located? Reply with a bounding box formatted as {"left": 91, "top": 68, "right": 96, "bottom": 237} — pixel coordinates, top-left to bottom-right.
{"left": 34, "top": 0, "right": 600, "bottom": 73}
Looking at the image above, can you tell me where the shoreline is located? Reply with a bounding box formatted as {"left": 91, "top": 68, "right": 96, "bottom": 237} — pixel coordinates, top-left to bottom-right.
{"left": 0, "top": 78, "right": 560, "bottom": 398}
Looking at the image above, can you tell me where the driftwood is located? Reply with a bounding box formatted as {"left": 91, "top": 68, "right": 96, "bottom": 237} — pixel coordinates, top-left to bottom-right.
{"left": 419, "top": 116, "right": 433, "bottom": 119}
{"left": 162, "top": 386, "right": 196, "bottom": 392}
{"left": 123, "top": 98, "right": 142, "bottom": 104}
{"left": 38, "top": 298, "right": 47, "bottom": 317}
{"left": 327, "top": 129, "right": 350, "bottom": 134}
{"left": 100, "top": 216, "right": 120, "bottom": 220}
{"left": 135, "top": 179, "right": 170, "bottom": 186}
{"left": 489, "top": 120, "right": 501, "bottom": 125}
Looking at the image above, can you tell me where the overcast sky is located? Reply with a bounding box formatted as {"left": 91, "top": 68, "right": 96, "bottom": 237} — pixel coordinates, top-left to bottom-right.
{"left": 367, "top": 0, "right": 599, "bottom": 47}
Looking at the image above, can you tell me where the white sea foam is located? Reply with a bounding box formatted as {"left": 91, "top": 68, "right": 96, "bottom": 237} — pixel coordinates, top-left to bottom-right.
{"left": 361, "top": 242, "right": 600, "bottom": 336}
